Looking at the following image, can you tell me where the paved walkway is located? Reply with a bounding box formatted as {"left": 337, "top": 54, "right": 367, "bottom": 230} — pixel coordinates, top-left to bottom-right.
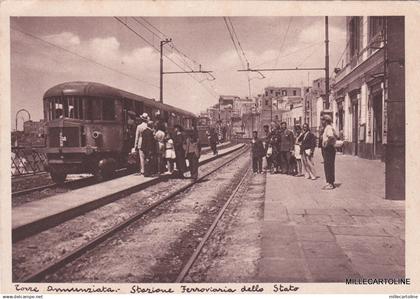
{"left": 258, "top": 152, "right": 405, "bottom": 282}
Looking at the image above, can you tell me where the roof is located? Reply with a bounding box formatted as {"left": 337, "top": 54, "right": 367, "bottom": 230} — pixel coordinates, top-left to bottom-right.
{"left": 43, "top": 81, "right": 196, "bottom": 118}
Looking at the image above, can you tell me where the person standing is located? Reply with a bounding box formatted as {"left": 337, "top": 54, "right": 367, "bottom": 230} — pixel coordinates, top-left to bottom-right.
{"left": 185, "top": 130, "right": 201, "bottom": 180}
{"left": 270, "top": 122, "right": 281, "bottom": 173}
{"left": 154, "top": 125, "right": 166, "bottom": 175}
{"left": 140, "top": 121, "right": 157, "bottom": 177}
{"left": 299, "top": 123, "right": 317, "bottom": 180}
{"left": 173, "top": 125, "right": 187, "bottom": 178}
{"left": 279, "top": 122, "right": 295, "bottom": 175}
{"left": 262, "top": 124, "right": 270, "bottom": 172}
{"left": 321, "top": 115, "right": 337, "bottom": 190}
{"left": 164, "top": 132, "right": 176, "bottom": 174}
{"left": 293, "top": 125, "right": 304, "bottom": 177}
{"left": 251, "top": 131, "right": 265, "bottom": 174}
{"left": 208, "top": 128, "right": 218, "bottom": 155}
{"left": 134, "top": 113, "right": 149, "bottom": 175}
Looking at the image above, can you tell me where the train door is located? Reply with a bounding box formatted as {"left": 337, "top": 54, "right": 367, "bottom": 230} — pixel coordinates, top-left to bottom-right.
{"left": 122, "top": 99, "right": 136, "bottom": 155}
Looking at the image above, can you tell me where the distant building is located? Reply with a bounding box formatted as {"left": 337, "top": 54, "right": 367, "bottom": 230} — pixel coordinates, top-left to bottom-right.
{"left": 12, "top": 120, "right": 46, "bottom": 147}
{"left": 304, "top": 78, "right": 326, "bottom": 133}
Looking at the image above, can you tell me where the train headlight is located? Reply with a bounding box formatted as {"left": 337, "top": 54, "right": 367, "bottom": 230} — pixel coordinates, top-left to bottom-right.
{"left": 92, "top": 131, "right": 102, "bottom": 139}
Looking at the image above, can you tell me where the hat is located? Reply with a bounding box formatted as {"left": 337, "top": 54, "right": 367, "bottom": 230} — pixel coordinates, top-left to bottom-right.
{"left": 141, "top": 113, "right": 149, "bottom": 120}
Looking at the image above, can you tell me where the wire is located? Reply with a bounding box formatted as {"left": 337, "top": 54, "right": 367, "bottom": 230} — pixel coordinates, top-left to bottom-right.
{"left": 139, "top": 17, "right": 168, "bottom": 39}
{"left": 11, "top": 26, "right": 160, "bottom": 89}
{"left": 331, "top": 39, "right": 350, "bottom": 77}
{"left": 223, "top": 17, "right": 244, "bottom": 68}
{"left": 115, "top": 17, "right": 218, "bottom": 98}
{"left": 274, "top": 16, "right": 293, "bottom": 67}
{"left": 254, "top": 41, "right": 323, "bottom": 68}
{"left": 227, "top": 17, "right": 252, "bottom": 96}
{"left": 227, "top": 17, "right": 250, "bottom": 66}
{"left": 297, "top": 43, "right": 323, "bottom": 67}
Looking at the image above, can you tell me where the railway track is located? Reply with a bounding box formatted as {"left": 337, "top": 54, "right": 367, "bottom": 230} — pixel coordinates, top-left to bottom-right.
{"left": 12, "top": 143, "right": 233, "bottom": 198}
{"left": 19, "top": 145, "right": 249, "bottom": 282}
{"left": 175, "top": 166, "right": 251, "bottom": 282}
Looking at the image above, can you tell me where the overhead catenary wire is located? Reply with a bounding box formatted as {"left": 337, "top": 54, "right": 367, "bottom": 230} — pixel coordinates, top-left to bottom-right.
{"left": 11, "top": 27, "right": 160, "bottom": 89}
{"left": 114, "top": 17, "right": 218, "bottom": 97}
{"left": 223, "top": 17, "right": 245, "bottom": 68}
{"left": 274, "top": 16, "right": 293, "bottom": 67}
{"left": 133, "top": 17, "right": 200, "bottom": 71}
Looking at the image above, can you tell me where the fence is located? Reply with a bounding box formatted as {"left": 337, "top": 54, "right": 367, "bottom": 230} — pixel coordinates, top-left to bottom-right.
{"left": 11, "top": 146, "right": 47, "bottom": 176}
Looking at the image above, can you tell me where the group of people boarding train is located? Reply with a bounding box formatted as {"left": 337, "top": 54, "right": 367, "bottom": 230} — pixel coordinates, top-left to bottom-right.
{"left": 132, "top": 112, "right": 201, "bottom": 180}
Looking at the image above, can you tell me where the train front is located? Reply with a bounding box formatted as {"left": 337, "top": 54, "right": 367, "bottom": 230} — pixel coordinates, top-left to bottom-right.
{"left": 43, "top": 82, "right": 122, "bottom": 183}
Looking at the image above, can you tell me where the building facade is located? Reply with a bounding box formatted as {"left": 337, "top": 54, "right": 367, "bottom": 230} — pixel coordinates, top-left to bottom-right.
{"left": 331, "top": 16, "right": 405, "bottom": 199}
{"left": 332, "top": 16, "right": 390, "bottom": 160}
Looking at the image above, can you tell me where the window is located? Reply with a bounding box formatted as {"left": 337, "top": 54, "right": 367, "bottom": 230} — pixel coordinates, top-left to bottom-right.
{"left": 282, "top": 90, "right": 287, "bottom": 96}
{"left": 102, "top": 99, "right": 115, "bottom": 120}
{"left": 85, "top": 98, "right": 116, "bottom": 121}
{"left": 349, "top": 17, "right": 362, "bottom": 58}
{"left": 369, "top": 17, "right": 383, "bottom": 41}
{"left": 265, "top": 100, "right": 269, "bottom": 106}
{"left": 293, "top": 90, "right": 297, "bottom": 96}
{"left": 368, "top": 17, "right": 384, "bottom": 52}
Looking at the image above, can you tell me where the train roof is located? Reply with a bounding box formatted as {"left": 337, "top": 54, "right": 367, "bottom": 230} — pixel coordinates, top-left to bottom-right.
{"left": 44, "top": 81, "right": 196, "bottom": 118}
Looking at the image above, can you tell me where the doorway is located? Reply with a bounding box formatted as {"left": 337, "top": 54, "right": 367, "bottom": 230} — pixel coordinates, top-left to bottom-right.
{"left": 351, "top": 99, "right": 359, "bottom": 155}
{"left": 372, "top": 92, "right": 383, "bottom": 159}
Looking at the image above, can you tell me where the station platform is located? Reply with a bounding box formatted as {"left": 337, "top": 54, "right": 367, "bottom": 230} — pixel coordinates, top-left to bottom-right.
{"left": 258, "top": 152, "right": 405, "bottom": 282}
{"left": 12, "top": 143, "right": 244, "bottom": 242}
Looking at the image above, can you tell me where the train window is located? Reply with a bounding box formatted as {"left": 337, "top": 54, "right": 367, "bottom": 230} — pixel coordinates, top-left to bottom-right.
{"left": 55, "top": 98, "right": 64, "bottom": 119}
{"left": 102, "top": 99, "right": 115, "bottom": 120}
{"left": 134, "top": 102, "right": 144, "bottom": 116}
{"left": 86, "top": 98, "right": 102, "bottom": 120}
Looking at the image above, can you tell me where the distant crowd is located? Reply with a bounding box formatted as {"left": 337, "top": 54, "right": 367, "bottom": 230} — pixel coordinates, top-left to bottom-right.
{"left": 251, "top": 115, "right": 338, "bottom": 190}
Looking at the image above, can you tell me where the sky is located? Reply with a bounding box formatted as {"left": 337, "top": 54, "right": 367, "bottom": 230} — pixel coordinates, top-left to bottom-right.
{"left": 10, "top": 16, "right": 346, "bottom": 130}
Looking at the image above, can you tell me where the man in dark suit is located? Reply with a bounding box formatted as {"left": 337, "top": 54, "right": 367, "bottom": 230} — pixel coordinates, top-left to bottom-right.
{"left": 140, "top": 121, "right": 157, "bottom": 177}
{"left": 251, "top": 131, "right": 265, "bottom": 174}
{"left": 279, "top": 121, "right": 295, "bottom": 175}
{"left": 173, "top": 125, "right": 187, "bottom": 178}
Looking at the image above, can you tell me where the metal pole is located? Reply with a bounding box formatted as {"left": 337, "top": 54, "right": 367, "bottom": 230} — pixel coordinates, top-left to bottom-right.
{"left": 325, "top": 16, "right": 330, "bottom": 110}
{"left": 159, "top": 38, "right": 171, "bottom": 103}
{"left": 160, "top": 40, "right": 163, "bottom": 103}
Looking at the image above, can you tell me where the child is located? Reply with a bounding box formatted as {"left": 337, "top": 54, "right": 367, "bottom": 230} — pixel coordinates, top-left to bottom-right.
{"left": 164, "top": 132, "right": 176, "bottom": 174}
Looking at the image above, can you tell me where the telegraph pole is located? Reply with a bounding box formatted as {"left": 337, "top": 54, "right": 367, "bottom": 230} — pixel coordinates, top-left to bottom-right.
{"left": 160, "top": 38, "right": 172, "bottom": 103}
{"left": 325, "top": 16, "right": 330, "bottom": 110}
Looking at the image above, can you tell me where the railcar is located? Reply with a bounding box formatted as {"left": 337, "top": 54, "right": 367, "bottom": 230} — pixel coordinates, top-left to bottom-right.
{"left": 43, "top": 81, "right": 197, "bottom": 183}
{"left": 197, "top": 116, "right": 211, "bottom": 146}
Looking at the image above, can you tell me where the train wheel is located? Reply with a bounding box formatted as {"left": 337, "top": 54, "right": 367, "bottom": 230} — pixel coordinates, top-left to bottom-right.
{"left": 50, "top": 172, "right": 67, "bottom": 184}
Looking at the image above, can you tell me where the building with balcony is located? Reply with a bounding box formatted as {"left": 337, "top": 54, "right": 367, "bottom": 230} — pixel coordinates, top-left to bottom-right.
{"left": 332, "top": 16, "right": 395, "bottom": 160}
{"left": 332, "top": 16, "right": 405, "bottom": 200}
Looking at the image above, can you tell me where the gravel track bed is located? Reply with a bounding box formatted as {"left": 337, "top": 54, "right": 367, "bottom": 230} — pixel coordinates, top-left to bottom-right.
{"left": 42, "top": 151, "right": 250, "bottom": 282}
{"left": 12, "top": 148, "right": 246, "bottom": 282}
{"left": 184, "top": 172, "right": 265, "bottom": 282}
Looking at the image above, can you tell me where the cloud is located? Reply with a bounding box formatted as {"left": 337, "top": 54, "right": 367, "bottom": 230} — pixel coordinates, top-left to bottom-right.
{"left": 44, "top": 31, "right": 81, "bottom": 47}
